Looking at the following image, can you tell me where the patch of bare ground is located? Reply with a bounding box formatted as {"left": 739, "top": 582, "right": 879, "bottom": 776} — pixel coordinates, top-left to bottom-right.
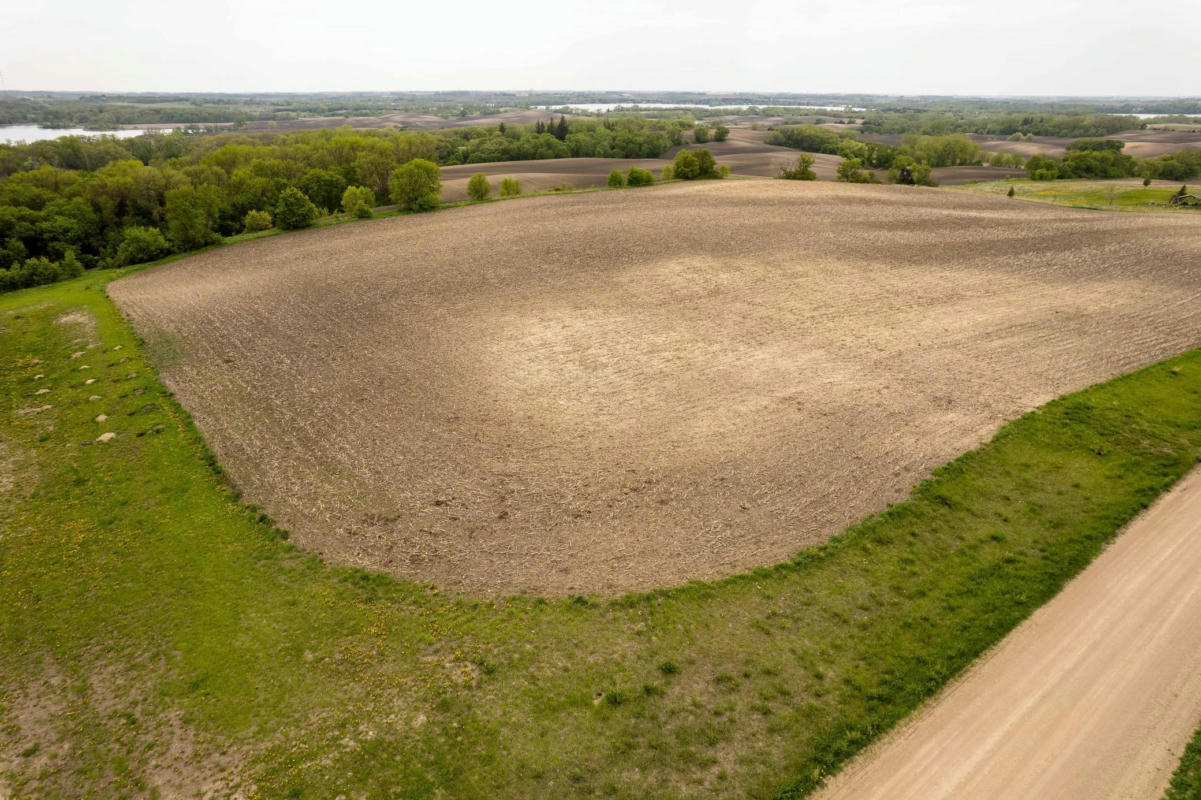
{"left": 0, "top": 655, "right": 247, "bottom": 799}
{"left": 108, "top": 180, "right": 1201, "bottom": 595}
{"left": 438, "top": 128, "right": 841, "bottom": 201}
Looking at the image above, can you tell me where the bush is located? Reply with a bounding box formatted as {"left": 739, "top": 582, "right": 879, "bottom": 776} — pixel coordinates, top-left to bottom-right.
{"left": 353, "top": 204, "right": 374, "bottom": 219}
{"left": 607, "top": 169, "right": 625, "bottom": 188}
{"left": 274, "top": 186, "right": 319, "bottom": 230}
{"left": 661, "top": 165, "right": 674, "bottom": 181}
{"left": 713, "top": 125, "right": 730, "bottom": 142}
{"left": 780, "top": 153, "right": 817, "bottom": 180}
{"left": 626, "top": 167, "right": 654, "bottom": 186}
{"left": 390, "top": 159, "right": 442, "bottom": 212}
{"left": 499, "top": 177, "right": 522, "bottom": 197}
{"left": 467, "top": 173, "right": 492, "bottom": 201}
{"left": 835, "top": 158, "right": 878, "bottom": 183}
{"left": 243, "top": 209, "right": 273, "bottom": 232}
{"left": 115, "top": 226, "right": 171, "bottom": 266}
{"left": 693, "top": 124, "right": 710, "bottom": 144}
{"left": 340, "top": 185, "right": 375, "bottom": 216}
{"left": 1008, "top": 185, "right": 1016, "bottom": 197}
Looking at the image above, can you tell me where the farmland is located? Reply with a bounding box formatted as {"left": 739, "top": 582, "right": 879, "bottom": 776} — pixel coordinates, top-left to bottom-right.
{"left": 5, "top": 242, "right": 1201, "bottom": 796}
{"left": 108, "top": 181, "right": 1201, "bottom": 595}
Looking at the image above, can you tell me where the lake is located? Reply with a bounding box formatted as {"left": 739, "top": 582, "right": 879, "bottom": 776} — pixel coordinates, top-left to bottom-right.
{"left": 0, "top": 125, "right": 160, "bottom": 144}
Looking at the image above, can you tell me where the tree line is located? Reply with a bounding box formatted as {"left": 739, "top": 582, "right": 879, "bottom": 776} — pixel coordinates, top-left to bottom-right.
{"left": 0, "top": 119, "right": 693, "bottom": 292}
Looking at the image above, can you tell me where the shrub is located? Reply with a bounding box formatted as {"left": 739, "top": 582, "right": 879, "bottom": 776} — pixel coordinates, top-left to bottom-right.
{"left": 661, "top": 165, "right": 674, "bottom": 181}
{"left": 243, "top": 209, "right": 273, "bottom": 232}
{"left": 353, "top": 204, "right": 374, "bottom": 219}
{"left": 499, "top": 177, "right": 522, "bottom": 197}
{"left": 390, "top": 158, "right": 441, "bottom": 212}
{"left": 274, "top": 186, "right": 320, "bottom": 230}
{"left": 693, "top": 124, "right": 710, "bottom": 144}
{"left": 607, "top": 169, "right": 625, "bottom": 188}
{"left": 713, "top": 125, "right": 730, "bottom": 142}
{"left": 115, "top": 226, "right": 171, "bottom": 266}
{"left": 1007, "top": 185, "right": 1016, "bottom": 197}
{"left": 340, "top": 185, "right": 375, "bottom": 216}
{"left": 467, "top": 173, "right": 492, "bottom": 201}
{"left": 626, "top": 167, "right": 654, "bottom": 187}
{"left": 780, "top": 153, "right": 817, "bottom": 180}
{"left": 835, "top": 158, "right": 878, "bottom": 183}
{"left": 718, "top": 164, "right": 730, "bottom": 179}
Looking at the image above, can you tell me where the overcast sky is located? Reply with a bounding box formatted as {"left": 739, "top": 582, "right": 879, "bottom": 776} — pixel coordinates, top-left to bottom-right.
{"left": 3, "top": 0, "right": 1199, "bottom": 96}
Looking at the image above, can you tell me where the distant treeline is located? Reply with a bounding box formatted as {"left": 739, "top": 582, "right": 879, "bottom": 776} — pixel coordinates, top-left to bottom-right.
{"left": 0, "top": 118, "right": 684, "bottom": 292}
{"left": 768, "top": 125, "right": 989, "bottom": 169}
{"left": 860, "top": 111, "right": 1141, "bottom": 138}
{"left": 1025, "top": 141, "right": 1201, "bottom": 181}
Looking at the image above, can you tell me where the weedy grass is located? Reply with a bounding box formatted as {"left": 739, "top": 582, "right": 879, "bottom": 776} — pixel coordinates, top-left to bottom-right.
{"left": 955, "top": 178, "right": 1198, "bottom": 212}
{"left": 2, "top": 267, "right": 1201, "bottom": 798}
{"left": 1166, "top": 725, "right": 1201, "bottom": 800}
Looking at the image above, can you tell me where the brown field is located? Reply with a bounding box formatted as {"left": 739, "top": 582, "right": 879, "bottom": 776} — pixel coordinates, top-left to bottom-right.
{"left": 440, "top": 128, "right": 842, "bottom": 200}
{"left": 108, "top": 181, "right": 1201, "bottom": 596}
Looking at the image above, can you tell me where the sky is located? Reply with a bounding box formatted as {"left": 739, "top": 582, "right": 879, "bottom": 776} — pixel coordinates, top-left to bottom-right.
{"left": 3, "top": 0, "right": 1200, "bottom": 96}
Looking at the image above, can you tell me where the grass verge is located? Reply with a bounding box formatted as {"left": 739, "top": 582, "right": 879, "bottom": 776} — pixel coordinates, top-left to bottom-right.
{"left": 953, "top": 178, "right": 1199, "bottom": 212}
{"left": 2, "top": 269, "right": 1200, "bottom": 798}
{"left": 1166, "top": 725, "right": 1201, "bottom": 799}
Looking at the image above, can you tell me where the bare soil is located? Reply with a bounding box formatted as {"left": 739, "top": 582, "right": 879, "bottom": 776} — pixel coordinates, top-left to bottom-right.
{"left": 439, "top": 127, "right": 842, "bottom": 201}
{"left": 817, "top": 466, "right": 1201, "bottom": 800}
{"left": 108, "top": 181, "right": 1201, "bottom": 595}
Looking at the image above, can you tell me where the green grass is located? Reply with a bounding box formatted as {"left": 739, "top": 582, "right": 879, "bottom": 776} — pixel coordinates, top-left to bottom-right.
{"left": 3, "top": 265, "right": 1201, "bottom": 799}
{"left": 954, "top": 178, "right": 1199, "bottom": 212}
{"left": 1166, "top": 725, "right": 1201, "bottom": 799}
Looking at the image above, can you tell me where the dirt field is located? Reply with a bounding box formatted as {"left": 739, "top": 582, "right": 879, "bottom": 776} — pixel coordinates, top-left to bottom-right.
{"left": 817, "top": 466, "right": 1201, "bottom": 800}
{"left": 439, "top": 128, "right": 842, "bottom": 200}
{"left": 108, "top": 181, "right": 1201, "bottom": 595}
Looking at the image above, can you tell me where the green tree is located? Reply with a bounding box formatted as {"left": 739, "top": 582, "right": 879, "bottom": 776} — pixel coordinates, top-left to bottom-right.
{"left": 165, "top": 184, "right": 221, "bottom": 250}
{"left": 779, "top": 153, "right": 817, "bottom": 180}
{"left": 499, "top": 177, "right": 522, "bottom": 197}
{"left": 1007, "top": 185, "right": 1016, "bottom": 197}
{"left": 626, "top": 167, "right": 654, "bottom": 186}
{"left": 243, "top": 209, "right": 273, "bottom": 232}
{"left": 713, "top": 125, "right": 730, "bottom": 142}
{"left": 467, "top": 173, "right": 492, "bottom": 201}
{"left": 673, "top": 150, "right": 699, "bottom": 180}
{"left": 835, "top": 158, "right": 877, "bottom": 183}
{"left": 274, "top": 186, "right": 319, "bottom": 230}
{"left": 693, "top": 124, "right": 711, "bottom": 144}
{"left": 340, "top": 185, "right": 375, "bottom": 216}
{"left": 115, "top": 226, "right": 170, "bottom": 266}
{"left": 390, "top": 159, "right": 441, "bottom": 212}
{"left": 607, "top": 169, "right": 625, "bottom": 188}
{"left": 299, "top": 169, "right": 348, "bottom": 213}
{"left": 694, "top": 149, "right": 718, "bottom": 178}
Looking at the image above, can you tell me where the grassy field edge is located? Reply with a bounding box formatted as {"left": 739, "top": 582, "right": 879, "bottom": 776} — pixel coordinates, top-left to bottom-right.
{"left": 1166, "top": 724, "right": 1201, "bottom": 800}
{"left": 3, "top": 268, "right": 1201, "bottom": 798}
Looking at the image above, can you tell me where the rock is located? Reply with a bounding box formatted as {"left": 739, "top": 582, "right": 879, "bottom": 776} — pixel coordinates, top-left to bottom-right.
{"left": 88, "top": 395, "right": 101, "bottom": 401}
{"left": 113, "top": 345, "right": 123, "bottom": 350}
{"left": 79, "top": 365, "right": 90, "bottom": 370}
{"left": 96, "top": 432, "right": 116, "bottom": 443}
{"left": 34, "top": 374, "right": 44, "bottom": 379}
{"left": 70, "top": 351, "right": 84, "bottom": 359}
{"left": 34, "top": 388, "right": 50, "bottom": 395}
{"left": 85, "top": 378, "right": 96, "bottom": 384}
{"left": 95, "top": 414, "right": 108, "bottom": 423}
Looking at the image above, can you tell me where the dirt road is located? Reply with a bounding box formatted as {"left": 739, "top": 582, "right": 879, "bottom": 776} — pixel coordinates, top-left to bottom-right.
{"left": 817, "top": 467, "right": 1201, "bottom": 800}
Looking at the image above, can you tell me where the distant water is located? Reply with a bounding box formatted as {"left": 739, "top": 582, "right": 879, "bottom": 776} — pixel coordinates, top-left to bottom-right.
{"left": 534, "top": 103, "right": 864, "bottom": 113}
{"left": 0, "top": 125, "right": 160, "bottom": 144}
